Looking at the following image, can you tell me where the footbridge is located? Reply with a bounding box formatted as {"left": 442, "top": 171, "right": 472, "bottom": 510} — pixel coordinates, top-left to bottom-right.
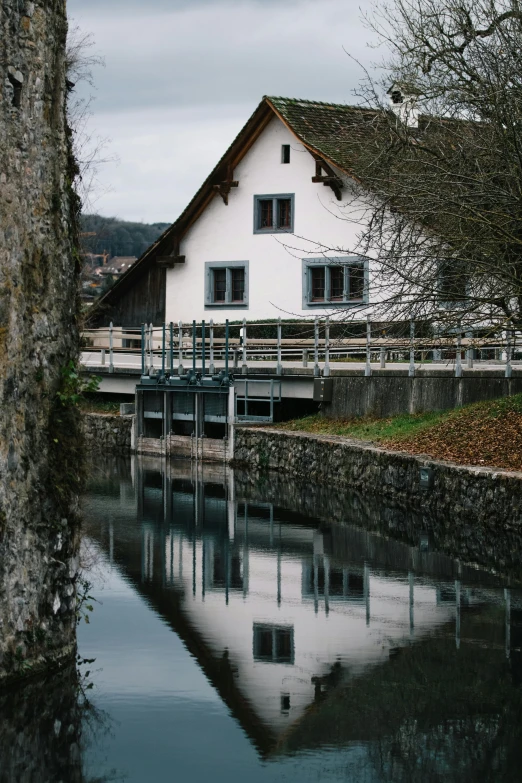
{"left": 81, "top": 319, "right": 522, "bottom": 456}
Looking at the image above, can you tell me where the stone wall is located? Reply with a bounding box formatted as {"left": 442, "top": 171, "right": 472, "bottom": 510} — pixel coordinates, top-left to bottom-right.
{"left": 82, "top": 413, "right": 133, "bottom": 454}
{"left": 325, "top": 369, "right": 522, "bottom": 418}
{"left": 233, "top": 427, "right": 522, "bottom": 575}
{"left": 0, "top": 1, "right": 80, "bottom": 682}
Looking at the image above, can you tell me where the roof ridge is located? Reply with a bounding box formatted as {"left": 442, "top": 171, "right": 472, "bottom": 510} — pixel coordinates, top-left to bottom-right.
{"left": 265, "top": 95, "right": 377, "bottom": 112}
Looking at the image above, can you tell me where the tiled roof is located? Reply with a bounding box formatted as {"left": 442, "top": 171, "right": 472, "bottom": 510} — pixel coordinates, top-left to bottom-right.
{"left": 267, "top": 96, "right": 385, "bottom": 175}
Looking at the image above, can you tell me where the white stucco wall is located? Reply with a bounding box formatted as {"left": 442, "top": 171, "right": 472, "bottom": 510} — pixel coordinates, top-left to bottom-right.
{"left": 162, "top": 513, "right": 457, "bottom": 739}
{"left": 165, "top": 116, "right": 378, "bottom": 323}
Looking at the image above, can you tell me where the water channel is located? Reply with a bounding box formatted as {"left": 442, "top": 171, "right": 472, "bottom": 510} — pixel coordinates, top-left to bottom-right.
{"left": 1, "top": 455, "right": 522, "bottom": 782}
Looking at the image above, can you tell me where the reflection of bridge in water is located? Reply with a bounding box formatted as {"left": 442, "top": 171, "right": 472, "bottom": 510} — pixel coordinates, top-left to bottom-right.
{"left": 83, "top": 457, "right": 522, "bottom": 759}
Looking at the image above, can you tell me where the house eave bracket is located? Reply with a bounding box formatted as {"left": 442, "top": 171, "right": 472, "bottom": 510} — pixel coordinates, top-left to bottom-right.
{"left": 157, "top": 256, "right": 186, "bottom": 268}
{"left": 312, "top": 156, "right": 343, "bottom": 200}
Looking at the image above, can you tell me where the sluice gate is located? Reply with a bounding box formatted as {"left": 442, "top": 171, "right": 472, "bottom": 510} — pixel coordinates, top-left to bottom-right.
{"left": 135, "top": 320, "right": 283, "bottom": 460}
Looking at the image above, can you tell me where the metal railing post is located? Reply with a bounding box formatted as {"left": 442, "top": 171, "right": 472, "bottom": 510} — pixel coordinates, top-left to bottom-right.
{"left": 192, "top": 320, "right": 196, "bottom": 374}
{"left": 149, "top": 323, "right": 154, "bottom": 372}
{"left": 178, "top": 320, "right": 184, "bottom": 376}
{"left": 169, "top": 322, "right": 174, "bottom": 373}
{"left": 302, "top": 349, "right": 308, "bottom": 368}
{"left": 314, "top": 317, "right": 320, "bottom": 377}
{"left": 466, "top": 329, "right": 474, "bottom": 369}
{"left": 201, "top": 320, "right": 206, "bottom": 377}
{"left": 241, "top": 317, "right": 247, "bottom": 375}
{"left": 276, "top": 317, "right": 282, "bottom": 376}
{"left": 141, "top": 324, "right": 146, "bottom": 375}
{"left": 365, "top": 316, "right": 372, "bottom": 377}
{"left": 109, "top": 321, "right": 114, "bottom": 373}
{"left": 409, "top": 319, "right": 415, "bottom": 378}
{"left": 209, "top": 318, "right": 215, "bottom": 375}
{"left": 324, "top": 316, "right": 330, "bottom": 377}
{"left": 455, "top": 325, "right": 462, "bottom": 378}
{"left": 162, "top": 323, "right": 166, "bottom": 376}
{"left": 506, "top": 323, "right": 513, "bottom": 378}
{"left": 224, "top": 319, "right": 229, "bottom": 381}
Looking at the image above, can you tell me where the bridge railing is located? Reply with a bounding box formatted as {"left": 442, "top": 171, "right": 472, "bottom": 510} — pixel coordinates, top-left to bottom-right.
{"left": 81, "top": 318, "right": 521, "bottom": 379}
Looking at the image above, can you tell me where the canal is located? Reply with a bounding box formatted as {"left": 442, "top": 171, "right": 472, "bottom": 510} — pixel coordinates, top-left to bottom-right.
{"left": 2, "top": 455, "right": 522, "bottom": 782}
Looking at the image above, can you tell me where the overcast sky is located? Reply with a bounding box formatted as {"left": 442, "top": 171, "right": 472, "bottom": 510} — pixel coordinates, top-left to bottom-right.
{"left": 68, "top": 0, "right": 379, "bottom": 223}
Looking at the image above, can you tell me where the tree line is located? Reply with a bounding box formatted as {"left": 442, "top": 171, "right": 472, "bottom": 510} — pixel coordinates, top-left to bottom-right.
{"left": 80, "top": 214, "right": 170, "bottom": 260}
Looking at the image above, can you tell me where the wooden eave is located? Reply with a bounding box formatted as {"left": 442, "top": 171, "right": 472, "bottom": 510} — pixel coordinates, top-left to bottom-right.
{"left": 88, "top": 98, "right": 275, "bottom": 319}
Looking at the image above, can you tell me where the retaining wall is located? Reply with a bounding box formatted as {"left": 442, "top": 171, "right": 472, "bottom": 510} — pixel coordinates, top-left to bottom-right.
{"left": 233, "top": 427, "right": 522, "bottom": 574}
{"left": 325, "top": 369, "right": 522, "bottom": 418}
{"left": 82, "top": 413, "right": 133, "bottom": 454}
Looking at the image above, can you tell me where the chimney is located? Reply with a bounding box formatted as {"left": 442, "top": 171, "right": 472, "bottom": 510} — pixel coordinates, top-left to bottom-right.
{"left": 387, "top": 83, "right": 419, "bottom": 129}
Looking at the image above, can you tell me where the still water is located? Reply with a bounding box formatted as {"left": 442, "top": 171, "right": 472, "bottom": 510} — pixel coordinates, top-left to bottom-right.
{"left": 2, "top": 456, "right": 522, "bottom": 782}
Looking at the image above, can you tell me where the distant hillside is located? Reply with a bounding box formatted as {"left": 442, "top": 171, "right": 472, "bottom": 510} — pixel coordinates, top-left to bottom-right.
{"left": 80, "top": 214, "right": 170, "bottom": 259}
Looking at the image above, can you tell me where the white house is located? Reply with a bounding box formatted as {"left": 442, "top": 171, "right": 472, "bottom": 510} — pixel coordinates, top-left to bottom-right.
{"left": 93, "top": 95, "right": 396, "bottom": 327}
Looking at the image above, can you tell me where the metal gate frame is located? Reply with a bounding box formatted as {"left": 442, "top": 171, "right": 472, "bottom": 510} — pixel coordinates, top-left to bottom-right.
{"left": 234, "top": 379, "right": 282, "bottom": 423}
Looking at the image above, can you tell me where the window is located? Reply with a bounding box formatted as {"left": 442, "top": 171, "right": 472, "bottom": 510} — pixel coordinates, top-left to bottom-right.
{"left": 211, "top": 551, "right": 243, "bottom": 590}
{"left": 253, "top": 623, "right": 294, "bottom": 664}
{"left": 311, "top": 267, "right": 325, "bottom": 301}
{"left": 302, "top": 560, "right": 366, "bottom": 603}
{"left": 437, "top": 259, "right": 468, "bottom": 307}
{"left": 213, "top": 269, "right": 226, "bottom": 302}
{"left": 281, "top": 144, "right": 291, "bottom": 164}
{"left": 302, "top": 257, "right": 368, "bottom": 308}
{"left": 205, "top": 261, "right": 249, "bottom": 308}
{"left": 254, "top": 194, "right": 295, "bottom": 234}
{"left": 231, "top": 268, "right": 245, "bottom": 302}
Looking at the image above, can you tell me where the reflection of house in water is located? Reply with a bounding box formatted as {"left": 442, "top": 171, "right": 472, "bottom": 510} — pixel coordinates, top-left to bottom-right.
{"left": 83, "top": 458, "right": 519, "bottom": 757}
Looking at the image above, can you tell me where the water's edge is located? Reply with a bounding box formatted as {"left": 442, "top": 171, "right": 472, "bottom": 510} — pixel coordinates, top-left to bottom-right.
{"left": 81, "top": 413, "right": 522, "bottom": 578}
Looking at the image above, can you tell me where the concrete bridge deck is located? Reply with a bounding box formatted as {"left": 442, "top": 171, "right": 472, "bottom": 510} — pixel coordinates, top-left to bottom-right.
{"left": 81, "top": 349, "right": 522, "bottom": 421}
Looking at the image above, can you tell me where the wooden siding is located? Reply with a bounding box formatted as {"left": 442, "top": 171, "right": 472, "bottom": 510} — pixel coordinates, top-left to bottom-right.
{"left": 90, "top": 264, "right": 166, "bottom": 327}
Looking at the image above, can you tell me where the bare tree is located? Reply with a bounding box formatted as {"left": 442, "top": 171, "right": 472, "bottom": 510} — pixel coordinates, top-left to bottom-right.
{"left": 66, "top": 25, "right": 113, "bottom": 211}
{"left": 340, "top": 0, "right": 522, "bottom": 333}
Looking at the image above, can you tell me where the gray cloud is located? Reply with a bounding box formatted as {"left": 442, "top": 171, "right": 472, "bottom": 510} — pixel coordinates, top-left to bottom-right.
{"left": 68, "top": 0, "right": 305, "bottom": 12}
{"left": 68, "top": 0, "right": 379, "bottom": 221}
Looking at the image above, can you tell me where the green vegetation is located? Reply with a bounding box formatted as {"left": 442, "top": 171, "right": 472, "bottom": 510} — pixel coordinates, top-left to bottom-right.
{"left": 80, "top": 213, "right": 170, "bottom": 259}
{"left": 79, "top": 395, "right": 121, "bottom": 415}
{"left": 279, "top": 410, "right": 447, "bottom": 441}
{"left": 277, "top": 394, "right": 522, "bottom": 472}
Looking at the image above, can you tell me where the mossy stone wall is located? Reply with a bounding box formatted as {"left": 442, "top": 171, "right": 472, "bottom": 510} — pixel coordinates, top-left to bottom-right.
{"left": 0, "top": 1, "right": 81, "bottom": 682}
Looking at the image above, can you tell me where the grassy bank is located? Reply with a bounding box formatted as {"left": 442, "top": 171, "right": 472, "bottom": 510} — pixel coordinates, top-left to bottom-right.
{"left": 276, "top": 394, "right": 522, "bottom": 472}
